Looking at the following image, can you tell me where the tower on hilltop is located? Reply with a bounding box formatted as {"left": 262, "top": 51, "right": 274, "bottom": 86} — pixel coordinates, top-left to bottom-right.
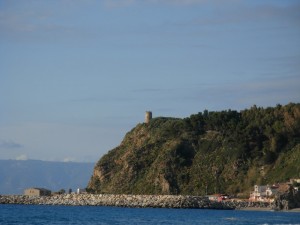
{"left": 145, "top": 111, "right": 152, "bottom": 124}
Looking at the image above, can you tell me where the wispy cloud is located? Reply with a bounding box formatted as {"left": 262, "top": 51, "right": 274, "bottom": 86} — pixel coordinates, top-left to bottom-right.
{"left": 103, "top": 0, "right": 135, "bottom": 8}
{"left": 190, "top": 2, "right": 300, "bottom": 26}
{"left": 103, "top": 0, "right": 227, "bottom": 8}
{"left": 132, "top": 88, "right": 165, "bottom": 93}
{"left": 0, "top": 140, "right": 23, "bottom": 150}
{"left": 71, "top": 95, "right": 136, "bottom": 103}
{"left": 151, "top": 0, "right": 231, "bottom": 5}
{"left": 0, "top": 2, "right": 91, "bottom": 41}
{"left": 192, "top": 75, "right": 300, "bottom": 109}
{"left": 0, "top": 10, "right": 76, "bottom": 36}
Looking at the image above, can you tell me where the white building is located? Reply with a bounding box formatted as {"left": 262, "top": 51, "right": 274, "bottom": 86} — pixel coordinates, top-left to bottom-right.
{"left": 249, "top": 185, "right": 278, "bottom": 202}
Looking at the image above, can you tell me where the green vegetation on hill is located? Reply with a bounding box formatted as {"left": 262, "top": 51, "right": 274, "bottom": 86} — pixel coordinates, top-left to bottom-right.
{"left": 87, "top": 103, "right": 300, "bottom": 196}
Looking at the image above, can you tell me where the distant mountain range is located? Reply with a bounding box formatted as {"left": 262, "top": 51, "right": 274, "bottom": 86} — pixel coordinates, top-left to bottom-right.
{"left": 0, "top": 159, "right": 95, "bottom": 195}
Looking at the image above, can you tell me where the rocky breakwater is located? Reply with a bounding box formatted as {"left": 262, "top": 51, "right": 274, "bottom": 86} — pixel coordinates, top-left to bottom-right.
{"left": 224, "top": 200, "right": 273, "bottom": 210}
{"left": 0, "top": 194, "right": 235, "bottom": 209}
{"left": 0, "top": 194, "right": 274, "bottom": 210}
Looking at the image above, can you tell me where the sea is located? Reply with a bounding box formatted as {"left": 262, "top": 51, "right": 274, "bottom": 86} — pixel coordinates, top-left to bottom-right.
{"left": 0, "top": 205, "right": 300, "bottom": 225}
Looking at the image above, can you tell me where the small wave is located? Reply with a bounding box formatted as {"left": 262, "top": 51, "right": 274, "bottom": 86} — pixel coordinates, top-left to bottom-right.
{"left": 223, "top": 217, "right": 238, "bottom": 221}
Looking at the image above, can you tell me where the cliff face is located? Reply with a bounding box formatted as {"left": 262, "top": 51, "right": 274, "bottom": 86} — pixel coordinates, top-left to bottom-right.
{"left": 87, "top": 103, "right": 300, "bottom": 196}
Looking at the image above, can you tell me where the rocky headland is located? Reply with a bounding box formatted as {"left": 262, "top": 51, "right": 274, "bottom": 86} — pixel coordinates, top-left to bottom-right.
{"left": 88, "top": 104, "right": 300, "bottom": 196}
{"left": 0, "top": 194, "right": 272, "bottom": 210}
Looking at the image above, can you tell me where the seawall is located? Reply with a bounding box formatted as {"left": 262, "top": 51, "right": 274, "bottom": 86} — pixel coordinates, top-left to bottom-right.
{"left": 0, "top": 194, "right": 272, "bottom": 210}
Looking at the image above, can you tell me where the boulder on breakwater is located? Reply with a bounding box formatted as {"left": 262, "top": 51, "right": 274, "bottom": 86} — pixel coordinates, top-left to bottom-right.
{"left": 0, "top": 194, "right": 272, "bottom": 210}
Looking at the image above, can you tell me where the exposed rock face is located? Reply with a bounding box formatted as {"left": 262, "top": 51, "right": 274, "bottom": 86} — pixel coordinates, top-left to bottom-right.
{"left": 158, "top": 175, "right": 170, "bottom": 194}
{"left": 0, "top": 194, "right": 272, "bottom": 210}
{"left": 273, "top": 186, "right": 300, "bottom": 210}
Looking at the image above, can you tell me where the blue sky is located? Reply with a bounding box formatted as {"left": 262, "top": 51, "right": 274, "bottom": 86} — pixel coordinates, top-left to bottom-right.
{"left": 0, "top": 0, "right": 299, "bottom": 162}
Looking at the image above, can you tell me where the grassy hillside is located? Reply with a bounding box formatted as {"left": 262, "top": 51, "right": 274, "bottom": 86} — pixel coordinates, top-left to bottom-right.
{"left": 87, "top": 103, "right": 300, "bottom": 196}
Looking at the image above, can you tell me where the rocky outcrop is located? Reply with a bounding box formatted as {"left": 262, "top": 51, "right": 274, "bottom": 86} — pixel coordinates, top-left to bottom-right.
{"left": 273, "top": 186, "right": 300, "bottom": 210}
{"left": 0, "top": 194, "right": 273, "bottom": 210}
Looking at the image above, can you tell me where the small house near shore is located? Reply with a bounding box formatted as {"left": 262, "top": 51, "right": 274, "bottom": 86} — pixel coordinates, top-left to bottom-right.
{"left": 24, "top": 188, "right": 51, "bottom": 196}
{"left": 249, "top": 184, "right": 291, "bottom": 202}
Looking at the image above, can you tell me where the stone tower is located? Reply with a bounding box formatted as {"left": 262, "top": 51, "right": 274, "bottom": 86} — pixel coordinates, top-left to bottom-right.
{"left": 145, "top": 111, "right": 152, "bottom": 124}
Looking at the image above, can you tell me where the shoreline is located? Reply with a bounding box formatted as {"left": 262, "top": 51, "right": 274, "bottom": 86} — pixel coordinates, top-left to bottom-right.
{"left": 237, "top": 207, "right": 300, "bottom": 213}
{"left": 237, "top": 207, "right": 273, "bottom": 211}
{"left": 283, "top": 208, "right": 300, "bottom": 212}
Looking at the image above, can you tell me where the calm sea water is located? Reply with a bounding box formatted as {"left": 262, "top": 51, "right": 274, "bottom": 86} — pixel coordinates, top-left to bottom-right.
{"left": 0, "top": 205, "right": 300, "bottom": 225}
